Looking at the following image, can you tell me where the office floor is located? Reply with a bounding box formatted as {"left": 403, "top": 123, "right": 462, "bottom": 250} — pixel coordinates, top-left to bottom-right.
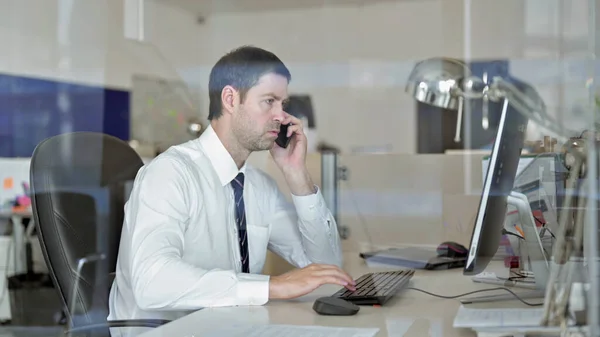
{"left": 0, "top": 327, "right": 63, "bottom": 337}
{"left": 0, "top": 286, "right": 64, "bottom": 337}
{"left": 0, "top": 220, "right": 64, "bottom": 336}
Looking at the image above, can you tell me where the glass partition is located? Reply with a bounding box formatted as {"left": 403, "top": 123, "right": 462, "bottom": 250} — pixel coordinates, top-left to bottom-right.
{"left": 0, "top": 0, "right": 598, "bottom": 335}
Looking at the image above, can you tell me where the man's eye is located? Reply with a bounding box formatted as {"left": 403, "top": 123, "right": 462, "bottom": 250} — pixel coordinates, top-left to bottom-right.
{"left": 265, "top": 99, "right": 274, "bottom": 104}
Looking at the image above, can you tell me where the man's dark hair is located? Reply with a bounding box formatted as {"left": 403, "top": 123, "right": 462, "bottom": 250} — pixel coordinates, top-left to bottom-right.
{"left": 208, "top": 46, "right": 292, "bottom": 120}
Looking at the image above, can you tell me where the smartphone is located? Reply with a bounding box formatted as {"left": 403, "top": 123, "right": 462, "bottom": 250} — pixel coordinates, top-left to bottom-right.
{"left": 275, "top": 123, "right": 292, "bottom": 148}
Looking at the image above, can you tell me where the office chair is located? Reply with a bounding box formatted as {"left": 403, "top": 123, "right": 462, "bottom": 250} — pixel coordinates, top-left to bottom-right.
{"left": 29, "top": 132, "right": 169, "bottom": 336}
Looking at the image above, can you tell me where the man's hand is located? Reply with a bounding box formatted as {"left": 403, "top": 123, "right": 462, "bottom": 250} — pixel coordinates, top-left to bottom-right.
{"left": 268, "top": 264, "right": 356, "bottom": 300}
{"left": 269, "top": 113, "right": 315, "bottom": 196}
{"left": 270, "top": 113, "right": 306, "bottom": 171}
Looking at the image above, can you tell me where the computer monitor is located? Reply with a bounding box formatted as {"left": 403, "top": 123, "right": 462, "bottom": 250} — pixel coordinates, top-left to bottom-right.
{"left": 286, "top": 95, "right": 316, "bottom": 128}
{"left": 463, "top": 90, "right": 530, "bottom": 276}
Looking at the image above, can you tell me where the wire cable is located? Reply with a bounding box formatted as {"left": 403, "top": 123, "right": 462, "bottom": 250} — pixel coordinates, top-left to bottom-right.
{"left": 337, "top": 163, "right": 544, "bottom": 308}
{"left": 542, "top": 225, "right": 556, "bottom": 239}
{"left": 501, "top": 228, "right": 524, "bottom": 240}
{"left": 406, "top": 286, "right": 544, "bottom": 306}
{"left": 533, "top": 217, "right": 557, "bottom": 239}
{"left": 534, "top": 217, "right": 545, "bottom": 226}
{"left": 511, "top": 271, "right": 530, "bottom": 278}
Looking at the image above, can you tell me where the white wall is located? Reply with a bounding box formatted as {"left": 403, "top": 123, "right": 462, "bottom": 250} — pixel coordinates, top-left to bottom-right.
{"left": 0, "top": 0, "right": 594, "bottom": 153}
{"left": 0, "top": 0, "right": 202, "bottom": 89}
{"left": 177, "top": 0, "right": 593, "bottom": 153}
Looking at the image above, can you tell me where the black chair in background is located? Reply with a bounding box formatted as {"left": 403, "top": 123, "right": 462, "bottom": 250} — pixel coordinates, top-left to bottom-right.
{"left": 29, "top": 132, "right": 169, "bottom": 336}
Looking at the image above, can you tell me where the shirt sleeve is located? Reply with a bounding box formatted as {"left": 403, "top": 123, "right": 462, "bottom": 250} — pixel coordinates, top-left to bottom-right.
{"left": 124, "top": 156, "right": 269, "bottom": 311}
{"left": 265, "top": 177, "right": 343, "bottom": 268}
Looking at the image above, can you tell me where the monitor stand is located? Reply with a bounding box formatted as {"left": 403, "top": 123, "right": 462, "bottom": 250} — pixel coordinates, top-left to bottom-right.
{"left": 461, "top": 191, "right": 550, "bottom": 304}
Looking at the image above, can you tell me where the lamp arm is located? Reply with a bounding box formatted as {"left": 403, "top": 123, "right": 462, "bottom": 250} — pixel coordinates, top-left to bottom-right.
{"left": 454, "top": 96, "right": 464, "bottom": 143}
{"left": 490, "top": 77, "right": 574, "bottom": 141}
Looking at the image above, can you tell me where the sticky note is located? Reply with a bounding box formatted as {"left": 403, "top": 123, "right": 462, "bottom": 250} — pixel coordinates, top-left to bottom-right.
{"left": 3, "top": 177, "right": 13, "bottom": 190}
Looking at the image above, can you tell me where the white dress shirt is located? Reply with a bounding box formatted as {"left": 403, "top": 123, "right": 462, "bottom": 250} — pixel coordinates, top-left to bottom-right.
{"left": 107, "top": 125, "right": 342, "bottom": 321}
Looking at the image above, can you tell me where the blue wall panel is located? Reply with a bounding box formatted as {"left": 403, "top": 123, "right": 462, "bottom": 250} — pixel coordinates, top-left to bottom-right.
{"left": 0, "top": 73, "right": 130, "bottom": 157}
{"left": 103, "top": 88, "right": 130, "bottom": 141}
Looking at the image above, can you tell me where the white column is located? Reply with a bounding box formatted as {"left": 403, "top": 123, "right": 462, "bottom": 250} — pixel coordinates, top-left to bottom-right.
{"left": 124, "top": 0, "right": 145, "bottom": 41}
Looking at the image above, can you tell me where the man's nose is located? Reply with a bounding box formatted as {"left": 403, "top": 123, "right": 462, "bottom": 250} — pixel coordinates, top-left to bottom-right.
{"left": 273, "top": 106, "right": 286, "bottom": 122}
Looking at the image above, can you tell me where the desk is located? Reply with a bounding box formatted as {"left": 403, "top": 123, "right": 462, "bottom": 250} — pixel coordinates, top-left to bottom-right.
{"left": 0, "top": 208, "right": 33, "bottom": 275}
{"left": 135, "top": 252, "right": 532, "bottom": 337}
{"left": 0, "top": 208, "right": 33, "bottom": 323}
{"left": 0, "top": 208, "right": 30, "bottom": 323}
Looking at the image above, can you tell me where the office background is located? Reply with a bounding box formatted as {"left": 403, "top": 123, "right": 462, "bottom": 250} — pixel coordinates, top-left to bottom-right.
{"left": 0, "top": 0, "right": 598, "bottom": 335}
{"left": 0, "top": 0, "right": 594, "bottom": 157}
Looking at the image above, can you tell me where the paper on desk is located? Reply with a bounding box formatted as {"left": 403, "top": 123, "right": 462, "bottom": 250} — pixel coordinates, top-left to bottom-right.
{"left": 203, "top": 324, "right": 379, "bottom": 337}
{"left": 453, "top": 306, "right": 546, "bottom": 328}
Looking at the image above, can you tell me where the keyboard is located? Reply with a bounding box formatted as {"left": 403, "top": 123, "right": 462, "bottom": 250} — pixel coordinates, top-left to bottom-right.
{"left": 331, "top": 270, "right": 415, "bottom": 305}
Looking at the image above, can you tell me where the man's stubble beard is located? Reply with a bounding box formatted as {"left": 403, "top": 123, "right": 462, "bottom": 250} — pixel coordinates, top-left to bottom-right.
{"left": 234, "top": 107, "right": 275, "bottom": 153}
{"left": 246, "top": 134, "right": 273, "bottom": 152}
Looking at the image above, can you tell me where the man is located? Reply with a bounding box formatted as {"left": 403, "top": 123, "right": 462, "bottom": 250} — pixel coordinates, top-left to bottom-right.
{"left": 108, "top": 46, "right": 355, "bottom": 321}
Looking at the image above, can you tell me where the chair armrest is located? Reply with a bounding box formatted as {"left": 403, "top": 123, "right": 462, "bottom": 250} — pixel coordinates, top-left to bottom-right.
{"left": 69, "top": 253, "right": 107, "bottom": 328}
{"left": 66, "top": 319, "right": 171, "bottom": 334}
{"left": 107, "top": 319, "right": 171, "bottom": 327}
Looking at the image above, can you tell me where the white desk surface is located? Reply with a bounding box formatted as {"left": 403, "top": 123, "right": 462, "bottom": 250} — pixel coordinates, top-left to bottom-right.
{"left": 0, "top": 208, "right": 32, "bottom": 218}
{"left": 135, "top": 252, "right": 534, "bottom": 337}
{"left": 0, "top": 207, "right": 33, "bottom": 275}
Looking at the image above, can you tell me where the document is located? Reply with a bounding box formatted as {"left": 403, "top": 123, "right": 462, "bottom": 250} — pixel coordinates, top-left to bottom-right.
{"left": 453, "top": 306, "right": 547, "bottom": 328}
{"left": 204, "top": 324, "right": 379, "bottom": 337}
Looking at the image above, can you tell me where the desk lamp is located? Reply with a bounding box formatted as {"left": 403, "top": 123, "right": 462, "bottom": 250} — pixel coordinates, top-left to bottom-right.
{"left": 405, "top": 57, "right": 550, "bottom": 144}
{"left": 404, "top": 57, "right": 597, "bottom": 329}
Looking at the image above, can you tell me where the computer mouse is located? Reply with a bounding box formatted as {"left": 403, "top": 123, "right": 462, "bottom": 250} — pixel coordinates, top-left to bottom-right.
{"left": 436, "top": 241, "right": 468, "bottom": 258}
{"left": 312, "top": 297, "right": 360, "bottom": 316}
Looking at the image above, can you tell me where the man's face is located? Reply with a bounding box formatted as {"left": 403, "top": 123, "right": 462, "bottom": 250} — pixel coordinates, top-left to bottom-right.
{"left": 232, "top": 73, "right": 289, "bottom": 151}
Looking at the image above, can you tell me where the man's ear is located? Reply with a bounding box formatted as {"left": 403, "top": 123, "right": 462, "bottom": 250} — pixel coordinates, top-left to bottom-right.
{"left": 221, "top": 85, "right": 238, "bottom": 115}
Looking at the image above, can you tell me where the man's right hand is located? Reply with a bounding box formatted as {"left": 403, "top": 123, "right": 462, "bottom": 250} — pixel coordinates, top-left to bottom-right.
{"left": 268, "top": 264, "right": 356, "bottom": 300}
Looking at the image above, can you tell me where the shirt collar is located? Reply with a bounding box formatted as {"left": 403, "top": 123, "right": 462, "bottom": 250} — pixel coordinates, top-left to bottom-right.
{"left": 198, "top": 125, "right": 246, "bottom": 187}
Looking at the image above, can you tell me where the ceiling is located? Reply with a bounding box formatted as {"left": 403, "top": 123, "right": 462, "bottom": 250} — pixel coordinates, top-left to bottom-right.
{"left": 151, "top": 0, "right": 401, "bottom": 16}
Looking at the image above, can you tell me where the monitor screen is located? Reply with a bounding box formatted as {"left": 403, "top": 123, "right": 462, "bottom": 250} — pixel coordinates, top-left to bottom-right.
{"left": 463, "top": 91, "right": 530, "bottom": 275}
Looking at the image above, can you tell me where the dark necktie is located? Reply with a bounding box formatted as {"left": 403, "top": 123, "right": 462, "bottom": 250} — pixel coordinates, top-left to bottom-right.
{"left": 231, "top": 173, "right": 249, "bottom": 273}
